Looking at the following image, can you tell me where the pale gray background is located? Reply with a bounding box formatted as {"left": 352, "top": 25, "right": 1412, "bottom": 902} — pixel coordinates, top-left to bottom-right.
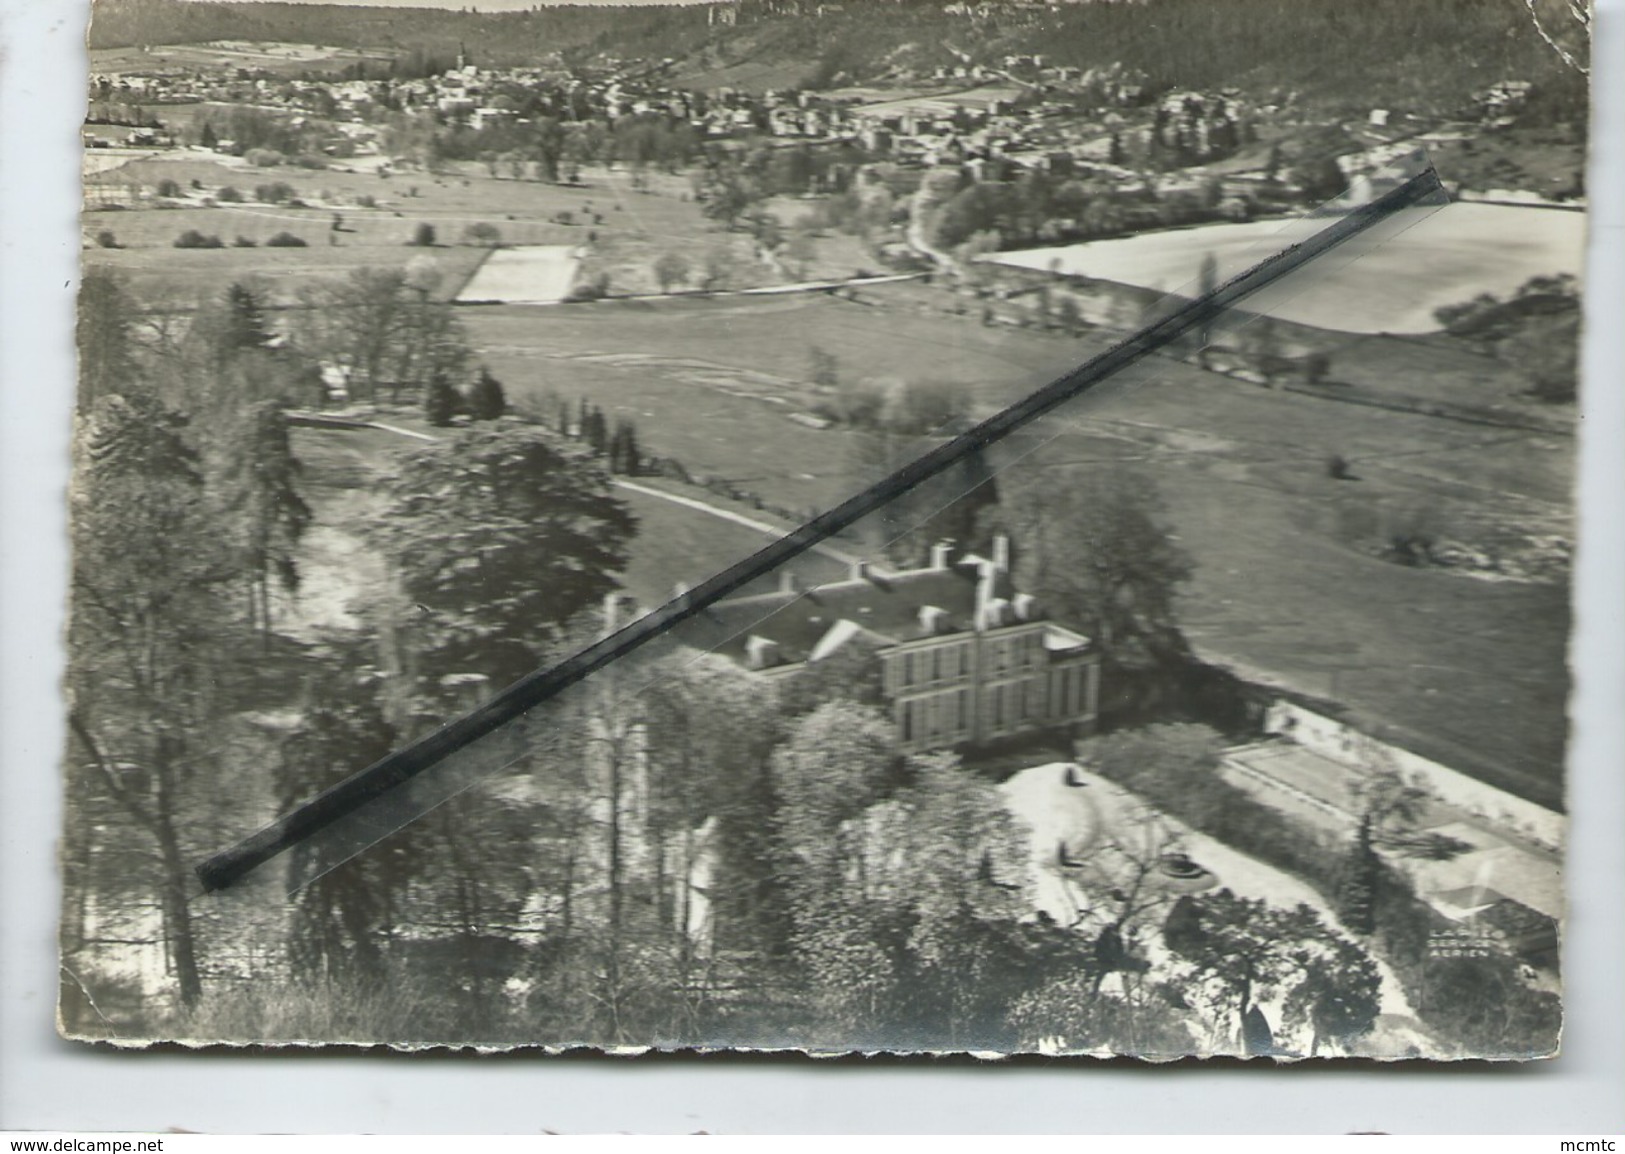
{"left": 4, "top": 0, "right": 1621, "bottom": 1132}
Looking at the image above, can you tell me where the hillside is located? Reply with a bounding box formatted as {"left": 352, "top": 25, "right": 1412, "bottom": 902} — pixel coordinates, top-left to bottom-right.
{"left": 88, "top": 0, "right": 714, "bottom": 67}
{"left": 89, "top": 0, "right": 1587, "bottom": 121}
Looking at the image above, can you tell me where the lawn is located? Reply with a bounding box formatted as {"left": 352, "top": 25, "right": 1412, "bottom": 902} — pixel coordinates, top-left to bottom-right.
{"left": 466, "top": 288, "right": 1096, "bottom": 514}
{"left": 614, "top": 484, "right": 850, "bottom": 614}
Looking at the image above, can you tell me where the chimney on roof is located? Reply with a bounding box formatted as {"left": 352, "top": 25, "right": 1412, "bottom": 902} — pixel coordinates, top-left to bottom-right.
{"left": 779, "top": 570, "right": 800, "bottom": 595}
{"left": 744, "top": 634, "right": 780, "bottom": 670}
{"left": 919, "top": 604, "right": 949, "bottom": 635}
{"left": 1012, "top": 592, "right": 1036, "bottom": 621}
{"left": 850, "top": 558, "right": 871, "bottom": 583}
{"left": 930, "top": 540, "right": 954, "bottom": 570}
{"left": 984, "top": 597, "right": 1010, "bottom": 628}
{"left": 974, "top": 559, "right": 996, "bottom": 631}
{"left": 992, "top": 533, "right": 1010, "bottom": 574}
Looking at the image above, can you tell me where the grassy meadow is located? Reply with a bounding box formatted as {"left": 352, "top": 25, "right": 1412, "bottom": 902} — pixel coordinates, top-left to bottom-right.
{"left": 83, "top": 153, "right": 865, "bottom": 307}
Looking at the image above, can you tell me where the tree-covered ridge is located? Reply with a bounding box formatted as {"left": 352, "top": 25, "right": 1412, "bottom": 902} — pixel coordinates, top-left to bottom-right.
{"left": 91, "top": 0, "right": 1585, "bottom": 120}
{"left": 89, "top": 0, "right": 713, "bottom": 66}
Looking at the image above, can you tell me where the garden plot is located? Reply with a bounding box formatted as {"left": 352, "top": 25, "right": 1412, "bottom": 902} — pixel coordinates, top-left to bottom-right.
{"left": 455, "top": 245, "right": 583, "bottom": 304}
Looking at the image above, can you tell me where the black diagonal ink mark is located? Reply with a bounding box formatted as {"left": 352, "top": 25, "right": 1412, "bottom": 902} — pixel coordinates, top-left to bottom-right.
{"left": 197, "top": 166, "right": 1444, "bottom": 893}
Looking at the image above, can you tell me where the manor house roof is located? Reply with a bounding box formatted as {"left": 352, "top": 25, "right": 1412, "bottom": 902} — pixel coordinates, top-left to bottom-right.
{"left": 677, "top": 542, "right": 1091, "bottom": 671}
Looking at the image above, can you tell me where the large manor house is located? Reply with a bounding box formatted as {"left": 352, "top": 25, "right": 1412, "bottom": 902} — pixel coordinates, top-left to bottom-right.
{"left": 691, "top": 535, "right": 1101, "bottom": 751}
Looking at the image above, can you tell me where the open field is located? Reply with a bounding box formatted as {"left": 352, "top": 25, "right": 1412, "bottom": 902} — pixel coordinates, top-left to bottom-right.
{"left": 90, "top": 41, "right": 398, "bottom": 76}
{"left": 84, "top": 153, "right": 876, "bottom": 305}
{"left": 986, "top": 203, "right": 1586, "bottom": 335}
{"left": 468, "top": 290, "right": 1091, "bottom": 513}
{"left": 456, "top": 246, "right": 580, "bottom": 304}
{"left": 85, "top": 240, "right": 493, "bottom": 307}
{"left": 849, "top": 84, "right": 1026, "bottom": 119}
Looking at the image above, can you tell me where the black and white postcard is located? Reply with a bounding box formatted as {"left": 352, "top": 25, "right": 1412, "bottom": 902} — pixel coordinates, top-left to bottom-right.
{"left": 62, "top": 0, "right": 1588, "bottom": 1059}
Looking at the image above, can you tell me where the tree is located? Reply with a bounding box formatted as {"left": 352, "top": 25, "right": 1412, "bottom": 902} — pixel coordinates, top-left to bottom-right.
{"left": 1009, "top": 971, "right": 1194, "bottom": 1057}
{"left": 784, "top": 230, "right": 816, "bottom": 279}
{"left": 580, "top": 401, "right": 609, "bottom": 456}
{"left": 275, "top": 658, "right": 407, "bottom": 980}
{"left": 223, "top": 282, "right": 275, "bottom": 352}
{"left": 652, "top": 251, "right": 690, "bottom": 293}
{"left": 174, "top": 230, "right": 224, "bottom": 249}
{"left": 623, "top": 650, "right": 790, "bottom": 1027}
{"left": 773, "top": 701, "right": 896, "bottom": 867}
{"left": 700, "top": 249, "right": 734, "bottom": 292}
{"left": 766, "top": 724, "right": 1049, "bottom": 1048}
{"left": 466, "top": 367, "right": 507, "bottom": 421}
{"left": 200, "top": 120, "right": 218, "bottom": 150}
{"left": 1338, "top": 768, "right": 1470, "bottom": 936}
{"left": 423, "top": 370, "right": 458, "bottom": 427}
{"left": 411, "top": 222, "right": 437, "bottom": 247}
{"left": 66, "top": 390, "right": 240, "bottom": 1011}
{"left": 608, "top": 418, "right": 640, "bottom": 476}
{"left": 872, "top": 754, "right": 1037, "bottom": 1048}
{"left": 372, "top": 425, "right": 637, "bottom": 691}
{"left": 1164, "top": 890, "right": 1380, "bottom": 1056}
{"left": 887, "top": 379, "right": 968, "bottom": 435}
{"left": 985, "top": 468, "right": 1193, "bottom": 668}
{"left": 213, "top": 401, "right": 311, "bottom": 647}
{"left": 295, "top": 266, "right": 471, "bottom": 406}
{"left": 77, "top": 267, "right": 141, "bottom": 412}
{"left": 254, "top": 181, "right": 296, "bottom": 205}
{"left": 1423, "top": 951, "right": 1561, "bottom": 1059}
{"left": 1292, "top": 155, "right": 1349, "bottom": 202}
{"left": 699, "top": 166, "right": 760, "bottom": 231}
{"left": 462, "top": 222, "right": 502, "bottom": 247}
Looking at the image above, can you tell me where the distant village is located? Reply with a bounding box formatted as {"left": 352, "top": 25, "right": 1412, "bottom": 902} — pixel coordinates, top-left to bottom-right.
{"left": 86, "top": 30, "right": 1566, "bottom": 220}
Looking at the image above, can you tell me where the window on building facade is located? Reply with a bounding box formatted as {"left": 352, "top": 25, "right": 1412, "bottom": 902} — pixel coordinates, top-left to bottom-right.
{"left": 1063, "top": 665, "right": 1082, "bottom": 716}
